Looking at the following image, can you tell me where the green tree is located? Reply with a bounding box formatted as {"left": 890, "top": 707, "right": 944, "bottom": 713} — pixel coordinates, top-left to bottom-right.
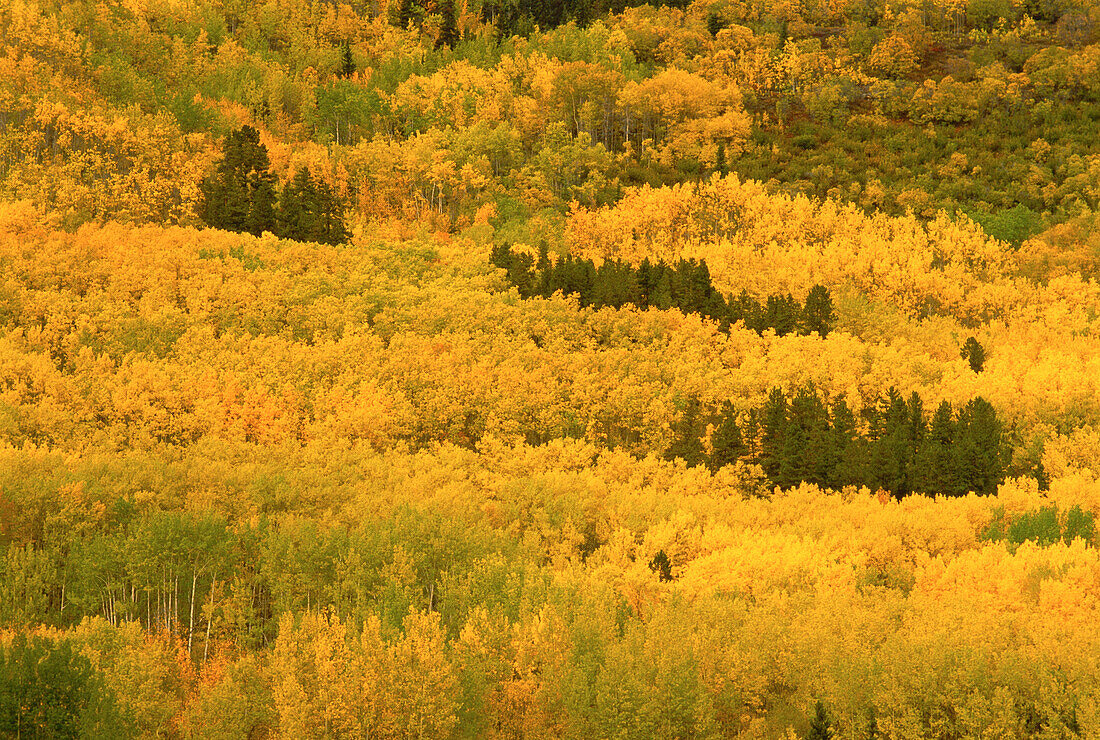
{"left": 199, "top": 126, "right": 278, "bottom": 236}
{"left": 763, "top": 294, "right": 800, "bottom": 336}
{"left": 913, "top": 400, "right": 960, "bottom": 495}
{"left": 339, "top": 43, "right": 356, "bottom": 78}
{"left": 709, "top": 402, "right": 746, "bottom": 472}
{"left": 648, "top": 550, "right": 672, "bottom": 582}
{"left": 276, "top": 168, "right": 350, "bottom": 245}
{"left": 398, "top": 0, "right": 419, "bottom": 29}
{"left": 808, "top": 700, "right": 834, "bottom": 739}
{"left": 961, "top": 337, "right": 986, "bottom": 372}
{"left": 437, "top": 0, "right": 460, "bottom": 48}
{"left": 954, "top": 397, "right": 1004, "bottom": 496}
{"left": 801, "top": 285, "right": 836, "bottom": 337}
{"left": 1063, "top": 505, "right": 1095, "bottom": 544}
{"left": 759, "top": 388, "right": 788, "bottom": 482}
{"left": 0, "top": 634, "right": 128, "bottom": 738}
{"left": 665, "top": 397, "right": 707, "bottom": 468}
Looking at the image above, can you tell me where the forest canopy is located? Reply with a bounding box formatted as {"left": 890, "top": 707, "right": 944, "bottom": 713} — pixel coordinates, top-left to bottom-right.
{"left": 2, "top": 0, "right": 1100, "bottom": 737}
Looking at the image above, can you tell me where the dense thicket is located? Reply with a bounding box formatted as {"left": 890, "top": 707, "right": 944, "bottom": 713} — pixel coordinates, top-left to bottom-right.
{"left": 492, "top": 243, "right": 836, "bottom": 336}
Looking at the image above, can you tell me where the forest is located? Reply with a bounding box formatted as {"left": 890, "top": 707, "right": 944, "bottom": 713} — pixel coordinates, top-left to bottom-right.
{"left": 2, "top": 0, "right": 1100, "bottom": 736}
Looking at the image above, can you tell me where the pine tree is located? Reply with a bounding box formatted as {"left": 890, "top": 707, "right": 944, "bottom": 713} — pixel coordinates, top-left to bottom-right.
{"left": 536, "top": 241, "right": 553, "bottom": 297}
{"left": 490, "top": 242, "right": 514, "bottom": 270}
{"left": 801, "top": 285, "right": 836, "bottom": 337}
{"left": 954, "top": 397, "right": 1004, "bottom": 496}
{"left": 961, "top": 337, "right": 986, "bottom": 372}
{"left": 808, "top": 700, "right": 834, "bottom": 740}
{"left": 760, "top": 388, "right": 788, "bottom": 483}
{"left": 649, "top": 550, "right": 672, "bottom": 581}
{"left": 913, "top": 400, "right": 960, "bottom": 495}
{"left": 276, "top": 168, "right": 349, "bottom": 245}
{"left": 339, "top": 42, "right": 356, "bottom": 78}
{"left": 729, "top": 290, "right": 762, "bottom": 332}
{"left": 709, "top": 402, "right": 745, "bottom": 472}
{"left": 827, "top": 397, "right": 860, "bottom": 488}
{"left": 665, "top": 396, "right": 706, "bottom": 467}
{"left": 398, "top": 0, "right": 417, "bottom": 29}
{"left": 869, "top": 388, "right": 914, "bottom": 497}
{"left": 706, "top": 10, "right": 723, "bottom": 35}
{"left": 199, "top": 126, "right": 278, "bottom": 236}
{"left": 778, "top": 387, "right": 831, "bottom": 488}
{"left": 764, "top": 294, "right": 799, "bottom": 336}
{"left": 437, "top": 0, "right": 460, "bottom": 48}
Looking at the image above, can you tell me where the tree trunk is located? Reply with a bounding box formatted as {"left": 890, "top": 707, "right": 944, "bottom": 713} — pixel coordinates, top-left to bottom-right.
{"left": 204, "top": 576, "right": 216, "bottom": 665}
{"left": 188, "top": 571, "right": 198, "bottom": 653}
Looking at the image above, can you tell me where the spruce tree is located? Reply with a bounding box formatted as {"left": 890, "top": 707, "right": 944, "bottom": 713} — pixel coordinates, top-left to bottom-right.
{"left": 437, "top": 0, "right": 460, "bottom": 48}
{"left": 707, "top": 10, "right": 723, "bottom": 35}
{"left": 764, "top": 293, "right": 799, "bottom": 336}
{"left": 649, "top": 550, "right": 672, "bottom": 581}
{"left": 808, "top": 700, "right": 834, "bottom": 740}
{"left": 961, "top": 337, "right": 986, "bottom": 372}
{"left": 913, "top": 400, "right": 959, "bottom": 495}
{"left": 709, "top": 402, "right": 745, "bottom": 472}
{"left": 779, "top": 387, "right": 831, "bottom": 488}
{"left": 955, "top": 397, "right": 1004, "bottom": 496}
{"left": 199, "top": 125, "right": 278, "bottom": 236}
{"left": 398, "top": 0, "right": 417, "bottom": 28}
{"left": 869, "top": 388, "right": 914, "bottom": 497}
{"left": 276, "top": 168, "right": 349, "bottom": 245}
{"left": 665, "top": 396, "right": 706, "bottom": 467}
{"left": 801, "top": 284, "right": 836, "bottom": 337}
{"left": 490, "top": 242, "right": 514, "bottom": 270}
{"left": 760, "top": 388, "right": 788, "bottom": 482}
{"left": 339, "top": 42, "right": 356, "bottom": 78}
{"left": 536, "top": 240, "right": 553, "bottom": 297}
{"left": 729, "top": 290, "right": 762, "bottom": 332}
{"left": 832, "top": 397, "right": 874, "bottom": 489}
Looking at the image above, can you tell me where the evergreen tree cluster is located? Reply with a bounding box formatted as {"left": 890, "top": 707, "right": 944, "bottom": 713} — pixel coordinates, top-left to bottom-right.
{"left": 673, "top": 387, "right": 1008, "bottom": 497}
{"left": 199, "top": 126, "right": 349, "bottom": 246}
{"left": 491, "top": 243, "right": 836, "bottom": 337}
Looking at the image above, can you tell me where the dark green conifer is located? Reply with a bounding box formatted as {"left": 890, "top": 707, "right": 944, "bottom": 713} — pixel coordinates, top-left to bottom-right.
{"left": 808, "top": 700, "right": 834, "bottom": 740}
{"left": 339, "top": 42, "right": 356, "bottom": 78}
{"left": 649, "top": 550, "right": 672, "bottom": 581}
{"left": 954, "top": 397, "right": 1004, "bottom": 496}
{"left": 665, "top": 396, "right": 707, "bottom": 468}
{"left": 913, "top": 400, "right": 960, "bottom": 495}
{"left": 801, "top": 284, "right": 836, "bottom": 337}
{"left": 437, "top": 0, "right": 460, "bottom": 48}
{"left": 961, "top": 337, "right": 986, "bottom": 372}
{"left": 760, "top": 388, "right": 788, "bottom": 482}
{"left": 276, "top": 168, "right": 349, "bottom": 245}
{"left": 709, "top": 402, "right": 745, "bottom": 472}
{"left": 199, "top": 125, "right": 278, "bottom": 236}
{"left": 764, "top": 293, "right": 799, "bottom": 336}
